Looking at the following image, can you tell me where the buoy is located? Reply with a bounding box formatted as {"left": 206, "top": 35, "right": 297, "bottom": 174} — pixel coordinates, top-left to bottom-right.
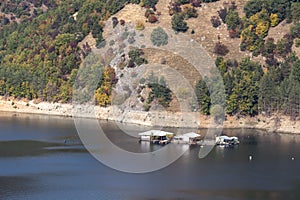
{"left": 249, "top": 155, "right": 253, "bottom": 161}
{"left": 292, "top": 157, "right": 295, "bottom": 161}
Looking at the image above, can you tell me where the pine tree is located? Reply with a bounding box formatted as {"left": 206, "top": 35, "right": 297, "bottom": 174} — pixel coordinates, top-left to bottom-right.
{"left": 195, "top": 78, "right": 211, "bottom": 115}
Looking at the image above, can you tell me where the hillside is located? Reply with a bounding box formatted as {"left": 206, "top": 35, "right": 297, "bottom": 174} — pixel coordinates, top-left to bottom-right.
{"left": 0, "top": 0, "right": 300, "bottom": 121}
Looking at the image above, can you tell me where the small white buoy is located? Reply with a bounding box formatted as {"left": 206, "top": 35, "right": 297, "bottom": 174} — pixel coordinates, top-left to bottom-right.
{"left": 249, "top": 155, "right": 253, "bottom": 161}
{"left": 292, "top": 157, "right": 295, "bottom": 161}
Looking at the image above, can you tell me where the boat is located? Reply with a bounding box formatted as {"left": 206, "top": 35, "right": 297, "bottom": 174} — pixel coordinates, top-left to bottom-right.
{"left": 215, "top": 135, "right": 240, "bottom": 147}
{"left": 172, "top": 132, "right": 201, "bottom": 145}
{"left": 138, "top": 130, "right": 174, "bottom": 145}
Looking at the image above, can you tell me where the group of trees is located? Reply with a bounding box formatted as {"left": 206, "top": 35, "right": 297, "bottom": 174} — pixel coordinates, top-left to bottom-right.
{"left": 259, "top": 55, "right": 300, "bottom": 119}
{"left": 0, "top": 0, "right": 57, "bottom": 21}
{"left": 169, "top": 0, "right": 203, "bottom": 32}
{"left": 95, "top": 66, "right": 118, "bottom": 106}
{"left": 195, "top": 0, "right": 300, "bottom": 119}
{"left": 128, "top": 48, "right": 148, "bottom": 68}
{"left": 0, "top": 0, "right": 139, "bottom": 103}
{"left": 143, "top": 73, "right": 172, "bottom": 109}
{"left": 207, "top": 0, "right": 300, "bottom": 59}
{"left": 196, "top": 56, "right": 300, "bottom": 119}
{"left": 218, "top": 0, "right": 300, "bottom": 57}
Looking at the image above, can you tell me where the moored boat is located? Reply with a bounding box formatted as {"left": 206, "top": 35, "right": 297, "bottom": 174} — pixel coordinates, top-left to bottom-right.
{"left": 215, "top": 135, "right": 240, "bottom": 147}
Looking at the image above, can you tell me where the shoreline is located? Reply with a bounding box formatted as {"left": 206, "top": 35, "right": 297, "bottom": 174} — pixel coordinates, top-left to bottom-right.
{"left": 0, "top": 97, "right": 299, "bottom": 134}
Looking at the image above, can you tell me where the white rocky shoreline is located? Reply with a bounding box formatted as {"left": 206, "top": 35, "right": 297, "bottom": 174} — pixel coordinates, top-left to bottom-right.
{"left": 0, "top": 97, "right": 300, "bottom": 135}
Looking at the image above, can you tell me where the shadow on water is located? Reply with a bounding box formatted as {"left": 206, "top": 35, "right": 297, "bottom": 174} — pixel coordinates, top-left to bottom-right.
{"left": 0, "top": 140, "right": 87, "bottom": 157}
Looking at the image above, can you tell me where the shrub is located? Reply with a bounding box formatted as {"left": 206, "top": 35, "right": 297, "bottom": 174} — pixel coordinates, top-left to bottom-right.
{"left": 151, "top": 27, "right": 169, "bottom": 46}
{"left": 225, "top": 10, "right": 241, "bottom": 30}
{"left": 145, "top": 9, "right": 154, "bottom": 18}
{"left": 183, "top": 6, "right": 198, "bottom": 19}
{"left": 112, "top": 17, "right": 119, "bottom": 28}
{"left": 213, "top": 42, "right": 229, "bottom": 56}
{"left": 120, "top": 19, "right": 125, "bottom": 26}
{"left": 128, "top": 48, "right": 148, "bottom": 67}
{"left": 211, "top": 16, "right": 221, "bottom": 28}
{"left": 172, "top": 14, "right": 188, "bottom": 32}
{"left": 148, "top": 14, "right": 158, "bottom": 23}
{"left": 168, "top": 2, "right": 181, "bottom": 16}
{"left": 190, "top": 0, "right": 201, "bottom": 8}
{"left": 135, "top": 21, "right": 145, "bottom": 30}
{"left": 218, "top": 8, "right": 227, "bottom": 23}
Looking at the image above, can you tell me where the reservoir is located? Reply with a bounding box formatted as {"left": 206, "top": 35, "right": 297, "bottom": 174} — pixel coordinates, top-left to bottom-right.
{"left": 0, "top": 112, "right": 300, "bottom": 200}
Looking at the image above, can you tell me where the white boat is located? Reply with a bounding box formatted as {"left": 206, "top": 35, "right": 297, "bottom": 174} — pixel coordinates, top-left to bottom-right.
{"left": 215, "top": 135, "right": 240, "bottom": 147}
{"left": 172, "top": 132, "right": 201, "bottom": 145}
{"left": 138, "top": 130, "right": 174, "bottom": 145}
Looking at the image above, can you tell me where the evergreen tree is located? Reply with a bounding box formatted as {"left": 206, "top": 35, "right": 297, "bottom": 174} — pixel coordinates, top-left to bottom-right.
{"left": 195, "top": 78, "right": 211, "bottom": 115}
{"left": 259, "top": 73, "right": 278, "bottom": 115}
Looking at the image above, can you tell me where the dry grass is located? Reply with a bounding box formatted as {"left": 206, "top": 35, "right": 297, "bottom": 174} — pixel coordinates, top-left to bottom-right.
{"left": 82, "top": 0, "right": 298, "bottom": 112}
{"left": 101, "top": 0, "right": 250, "bottom": 62}
{"left": 142, "top": 48, "right": 201, "bottom": 87}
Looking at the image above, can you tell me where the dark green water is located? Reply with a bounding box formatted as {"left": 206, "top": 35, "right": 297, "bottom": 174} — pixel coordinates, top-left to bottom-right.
{"left": 0, "top": 112, "right": 300, "bottom": 200}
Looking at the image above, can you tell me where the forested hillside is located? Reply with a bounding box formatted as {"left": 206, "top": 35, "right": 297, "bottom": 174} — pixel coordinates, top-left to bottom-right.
{"left": 194, "top": 0, "right": 300, "bottom": 120}
{"left": 0, "top": 0, "right": 139, "bottom": 102}
{"left": 0, "top": 0, "right": 300, "bottom": 120}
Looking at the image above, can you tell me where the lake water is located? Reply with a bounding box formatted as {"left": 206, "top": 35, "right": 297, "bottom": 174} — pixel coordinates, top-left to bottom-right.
{"left": 0, "top": 112, "right": 300, "bottom": 200}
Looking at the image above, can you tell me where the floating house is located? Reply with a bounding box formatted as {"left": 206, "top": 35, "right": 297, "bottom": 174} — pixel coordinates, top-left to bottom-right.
{"left": 138, "top": 130, "right": 174, "bottom": 145}
{"left": 172, "top": 132, "right": 201, "bottom": 145}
